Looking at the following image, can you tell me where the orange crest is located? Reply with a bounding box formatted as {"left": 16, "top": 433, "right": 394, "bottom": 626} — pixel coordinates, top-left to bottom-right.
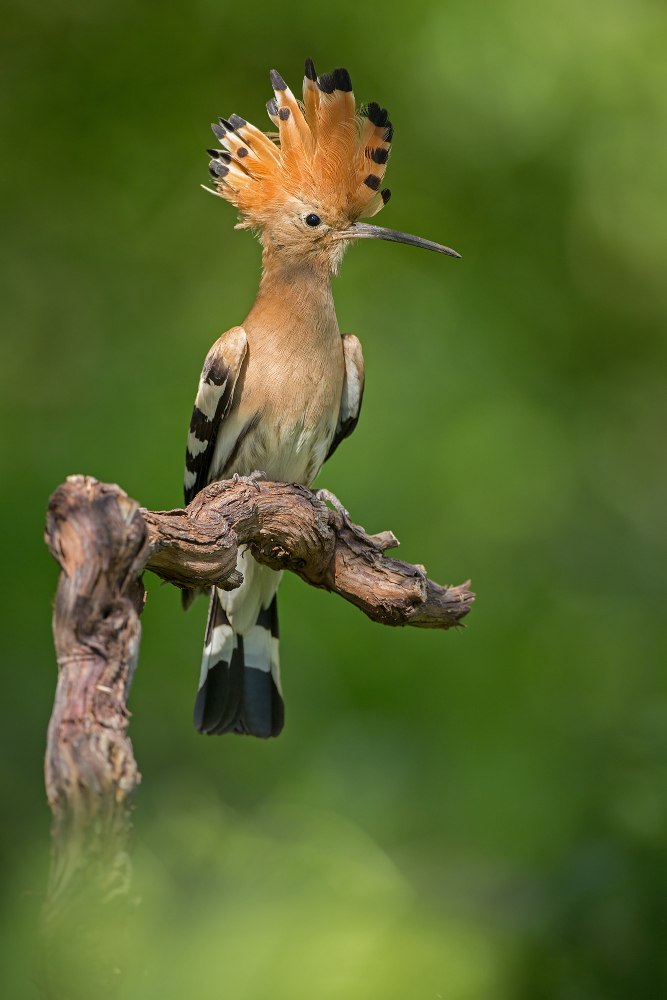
{"left": 204, "top": 60, "right": 392, "bottom": 229}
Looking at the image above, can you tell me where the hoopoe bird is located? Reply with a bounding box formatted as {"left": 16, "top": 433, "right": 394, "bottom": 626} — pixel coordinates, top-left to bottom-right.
{"left": 184, "top": 59, "right": 460, "bottom": 739}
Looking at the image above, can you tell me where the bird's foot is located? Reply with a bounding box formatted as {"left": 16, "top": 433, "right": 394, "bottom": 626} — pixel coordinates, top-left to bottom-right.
{"left": 314, "top": 488, "right": 369, "bottom": 539}
{"left": 231, "top": 470, "right": 267, "bottom": 494}
{"left": 315, "top": 488, "right": 351, "bottom": 521}
{"left": 314, "top": 488, "right": 396, "bottom": 551}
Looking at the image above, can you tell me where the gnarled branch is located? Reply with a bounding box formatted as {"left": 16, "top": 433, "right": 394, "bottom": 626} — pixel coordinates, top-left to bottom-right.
{"left": 143, "top": 477, "right": 473, "bottom": 628}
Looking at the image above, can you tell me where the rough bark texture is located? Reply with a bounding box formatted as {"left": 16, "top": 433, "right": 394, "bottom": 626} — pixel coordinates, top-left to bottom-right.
{"left": 41, "top": 477, "right": 149, "bottom": 999}
{"left": 41, "top": 473, "right": 473, "bottom": 997}
{"left": 144, "top": 478, "right": 474, "bottom": 628}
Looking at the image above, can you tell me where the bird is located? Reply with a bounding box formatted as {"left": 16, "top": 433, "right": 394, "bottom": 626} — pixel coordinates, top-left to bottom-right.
{"left": 184, "top": 58, "right": 460, "bottom": 740}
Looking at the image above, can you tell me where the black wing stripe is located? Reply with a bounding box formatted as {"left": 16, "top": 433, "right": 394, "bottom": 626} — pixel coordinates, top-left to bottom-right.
{"left": 189, "top": 404, "right": 218, "bottom": 441}
{"left": 184, "top": 328, "right": 247, "bottom": 505}
{"left": 185, "top": 373, "right": 234, "bottom": 504}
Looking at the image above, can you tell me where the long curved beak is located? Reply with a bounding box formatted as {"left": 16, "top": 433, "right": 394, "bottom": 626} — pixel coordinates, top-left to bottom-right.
{"left": 335, "top": 222, "right": 461, "bottom": 258}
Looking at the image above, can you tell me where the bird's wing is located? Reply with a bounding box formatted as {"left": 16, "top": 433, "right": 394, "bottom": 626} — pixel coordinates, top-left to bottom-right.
{"left": 325, "top": 333, "right": 365, "bottom": 462}
{"left": 184, "top": 326, "right": 247, "bottom": 505}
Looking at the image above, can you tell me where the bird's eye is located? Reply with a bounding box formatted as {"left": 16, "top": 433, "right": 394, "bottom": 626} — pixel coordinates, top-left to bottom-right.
{"left": 305, "top": 213, "right": 321, "bottom": 227}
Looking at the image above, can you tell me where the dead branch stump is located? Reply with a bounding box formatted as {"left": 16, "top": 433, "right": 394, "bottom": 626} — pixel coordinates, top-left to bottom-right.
{"left": 40, "top": 477, "right": 149, "bottom": 999}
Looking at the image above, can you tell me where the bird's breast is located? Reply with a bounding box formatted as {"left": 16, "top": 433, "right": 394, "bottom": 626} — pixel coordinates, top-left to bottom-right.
{"left": 216, "top": 304, "right": 345, "bottom": 487}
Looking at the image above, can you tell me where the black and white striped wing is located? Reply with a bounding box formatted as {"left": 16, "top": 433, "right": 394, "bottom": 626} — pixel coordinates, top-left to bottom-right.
{"left": 184, "top": 326, "right": 247, "bottom": 505}
{"left": 325, "top": 333, "right": 365, "bottom": 462}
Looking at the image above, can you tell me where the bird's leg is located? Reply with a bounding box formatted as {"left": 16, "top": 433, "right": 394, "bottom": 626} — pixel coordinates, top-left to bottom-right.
{"left": 314, "top": 488, "right": 399, "bottom": 552}
{"left": 230, "top": 470, "right": 268, "bottom": 494}
{"left": 314, "top": 488, "right": 367, "bottom": 539}
{"left": 314, "top": 488, "right": 352, "bottom": 522}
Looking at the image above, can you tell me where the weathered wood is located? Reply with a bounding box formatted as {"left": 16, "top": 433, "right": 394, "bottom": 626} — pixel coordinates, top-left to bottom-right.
{"left": 143, "top": 478, "right": 474, "bottom": 629}
{"left": 41, "top": 476, "right": 149, "bottom": 999}
{"left": 41, "top": 473, "right": 473, "bottom": 997}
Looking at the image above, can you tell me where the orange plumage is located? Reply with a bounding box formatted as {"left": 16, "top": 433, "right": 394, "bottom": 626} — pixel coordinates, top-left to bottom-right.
{"left": 204, "top": 59, "right": 392, "bottom": 231}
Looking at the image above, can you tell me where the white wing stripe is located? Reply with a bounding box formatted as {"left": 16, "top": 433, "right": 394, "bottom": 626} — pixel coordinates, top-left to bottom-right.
{"left": 196, "top": 377, "right": 227, "bottom": 420}
{"left": 186, "top": 430, "right": 209, "bottom": 456}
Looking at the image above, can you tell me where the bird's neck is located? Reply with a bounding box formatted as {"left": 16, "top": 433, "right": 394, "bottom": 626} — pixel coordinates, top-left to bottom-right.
{"left": 244, "top": 252, "right": 338, "bottom": 340}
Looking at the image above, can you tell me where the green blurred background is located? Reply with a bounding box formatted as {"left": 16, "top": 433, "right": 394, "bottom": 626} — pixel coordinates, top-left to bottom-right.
{"left": 2, "top": 0, "right": 667, "bottom": 996}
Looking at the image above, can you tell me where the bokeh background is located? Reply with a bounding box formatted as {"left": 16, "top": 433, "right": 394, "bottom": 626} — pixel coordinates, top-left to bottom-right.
{"left": 2, "top": 0, "right": 667, "bottom": 996}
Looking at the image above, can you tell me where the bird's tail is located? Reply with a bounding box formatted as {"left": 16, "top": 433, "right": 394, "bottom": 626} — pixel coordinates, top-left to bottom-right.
{"left": 194, "top": 550, "right": 284, "bottom": 738}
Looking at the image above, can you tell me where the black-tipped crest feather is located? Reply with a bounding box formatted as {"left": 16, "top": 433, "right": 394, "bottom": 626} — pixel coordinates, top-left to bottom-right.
{"left": 305, "top": 57, "right": 317, "bottom": 81}
{"left": 366, "top": 102, "right": 389, "bottom": 127}
{"left": 333, "top": 67, "right": 352, "bottom": 92}
{"left": 207, "top": 60, "right": 397, "bottom": 224}
{"left": 270, "top": 69, "right": 287, "bottom": 91}
{"left": 317, "top": 72, "right": 335, "bottom": 94}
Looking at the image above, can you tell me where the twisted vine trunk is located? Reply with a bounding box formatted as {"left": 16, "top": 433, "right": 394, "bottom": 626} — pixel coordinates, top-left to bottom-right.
{"left": 40, "top": 478, "right": 148, "bottom": 999}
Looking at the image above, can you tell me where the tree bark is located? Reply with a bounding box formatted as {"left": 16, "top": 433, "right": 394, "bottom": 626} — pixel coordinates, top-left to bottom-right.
{"left": 40, "top": 477, "right": 149, "bottom": 999}
{"left": 40, "top": 473, "right": 473, "bottom": 997}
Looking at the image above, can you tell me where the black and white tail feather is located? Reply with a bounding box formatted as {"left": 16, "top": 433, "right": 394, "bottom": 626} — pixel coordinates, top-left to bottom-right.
{"left": 194, "top": 551, "right": 284, "bottom": 738}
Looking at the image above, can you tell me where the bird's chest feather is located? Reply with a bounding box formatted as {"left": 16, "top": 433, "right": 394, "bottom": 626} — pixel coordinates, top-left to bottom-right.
{"left": 209, "top": 264, "right": 346, "bottom": 485}
{"left": 250, "top": 320, "right": 344, "bottom": 421}
{"left": 215, "top": 286, "right": 344, "bottom": 486}
{"left": 238, "top": 322, "right": 343, "bottom": 484}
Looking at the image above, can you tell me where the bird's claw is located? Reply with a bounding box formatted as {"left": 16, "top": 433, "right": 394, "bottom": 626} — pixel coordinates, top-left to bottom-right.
{"left": 314, "top": 488, "right": 367, "bottom": 536}
{"left": 231, "top": 470, "right": 267, "bottom": 493}
{"left": 315, "top": 488, "right": 350, "bottom": 521}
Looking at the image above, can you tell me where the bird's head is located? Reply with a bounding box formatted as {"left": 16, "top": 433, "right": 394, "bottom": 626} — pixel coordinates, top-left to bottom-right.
{"left": 204, "top": 59, "right": 460, "bottom": 273}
